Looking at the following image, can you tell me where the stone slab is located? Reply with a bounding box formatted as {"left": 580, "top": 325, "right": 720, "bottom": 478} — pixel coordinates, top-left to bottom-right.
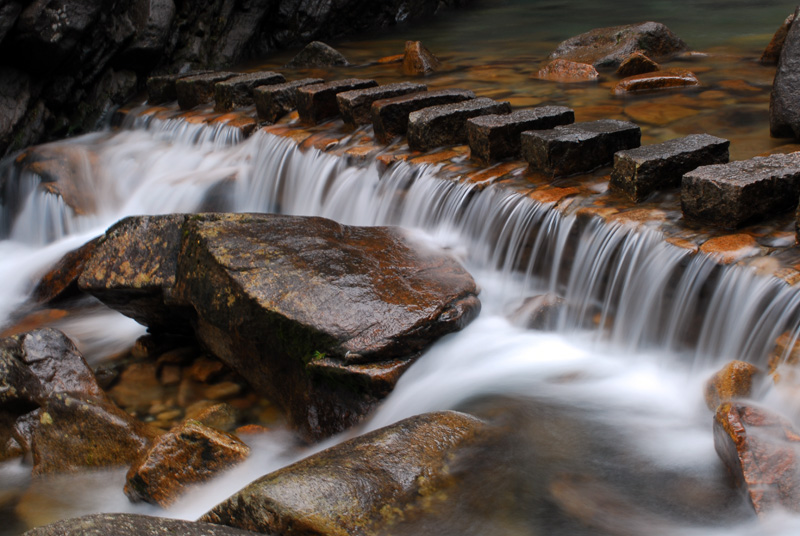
{"left": 467, "top": 106, "right": 575, "bottom": 163}
{"left": 146, "top": 71, "right": 211, "bottom": 105}
{"left": 176, "top": 72, "right": 237, "bottom": 110}
{"left": 337, "top": 82, "right": 427, "bottom": 128}
{"left": 371, "top": 89, "right": 476, "bottom": 143}
{"left": 681, "top": 152, "right": 800, "bottom": 229}
{"left": 296, "top": 79, "right": 378, "bottom": 125}
{"left": 407, "top": 98, "right": 511, "bottom": 151}
{"left": 610, "top": 133, "right": 730, "bottom": 202}
{"left": 253, "top": 78, "right": 323, "bottom": 123}
{"left": 521, "top": 119, "right": 641, "bottom": 177}
{"left": 213, "top": 71, "right": 286, "bottom": 112}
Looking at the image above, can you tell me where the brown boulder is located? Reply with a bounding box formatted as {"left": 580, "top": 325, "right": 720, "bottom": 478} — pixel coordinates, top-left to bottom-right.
{"left": 613, "top": 68, "right": 699, "bottom": 94}
{"left": 537, "top": 59, "right": 599, "bottom": 82}
{"left": 704, "top": 361, "right": 762, "bottom": 411}
{"left": 125, "top": 420, "right": 250, "bottom": 507}
{"left": 616, "top": 52, "right": 660, "bottom": 77}
{"left": 403, "top": 40, "right": 441, "bottom": 75}
{"left": 33, "top": 237, "right": 101, "bottom": 303}
{"left": 761, "top": 12, "right": 796, "bottom": 65}
{"left": 21, "top": 513, "right": 264, "bottom": 536}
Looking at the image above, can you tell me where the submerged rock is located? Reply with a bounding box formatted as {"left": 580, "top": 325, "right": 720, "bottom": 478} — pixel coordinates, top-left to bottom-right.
{"left": 403, "top": 40, "right": 441, "bottom": 75}
{"left": 771, "top": 7, "right": 800, "bottom": 138}
{"left": 612, "top": 68, "right": 699, "bottom": 94}
{"left": 616, "top": 52, "right": 660, "bottom": 77}
{"left": 285, "top": 41, "right": 350, "bottom": 68}
{"left": 21, "top": 513, "right": 263, "bottom": 536}
{"left": 704, "top": 361, "right": 763, "bottom": 411}
{"left": 537, "top": 59, "right": 599, "bottom": 82}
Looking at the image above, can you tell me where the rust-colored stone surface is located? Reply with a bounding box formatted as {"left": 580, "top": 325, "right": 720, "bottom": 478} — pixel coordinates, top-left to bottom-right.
{"left": 761, "top": 12, "right": 796, "bottom": 65}
{"left": 403, "top": 41, "right": 441, "bottom": 75}
{"left": 699, "top": 234, "right": 760, "bottom": 264}
{"left": 33, "top": 237, "right": 101, "bottom": 304}
{"left": 704, "top": 361, "right": 762, "bottom": 411}
{"left": 616, "top": 52, "right": 660, "bottom": 77}
{"left": 537, "top": 59, "right": 599, "bottom": 82}
{"left": 613, "top": 68, "right": 699, "bottom": 94}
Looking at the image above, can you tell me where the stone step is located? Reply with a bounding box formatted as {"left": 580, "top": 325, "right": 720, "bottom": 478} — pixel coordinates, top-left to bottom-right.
{"left": 146, "top": 71, "right": 212, "bottom": 105}
{"left": 371, "top": 89, "right": 476, "bottom": 143}
{"left": 253, "top": 78, "right": 323, "bottom": 123}
{"left": 296, "top": 79, "right": 378, "bottom": 125}
{"left": 213, "top": 71, "right": 286, "bottom": 113}
{"left": 681, "top": 152, "right": 800, "bottom": 229}
{"left": 522, "top": 119, "right": 641, "bottom": 177}
{"left": 407, "top": 98, "right": 512, "bottom": 152}
{"left": 467, "top": 107, "right": 575, "bottom": 163}
{"left": 337, "top": 82, "right": 427, "bottom": 128}
{"left": 610, "top": 134, "right": 730, "bottom": 202}
{"left": 176, "top": 72, "right": 238, "bottom": 110}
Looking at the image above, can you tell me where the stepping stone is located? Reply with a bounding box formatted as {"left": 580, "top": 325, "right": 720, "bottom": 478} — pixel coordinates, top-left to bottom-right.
{"left": 337, "top": 82, "right": 427, "bottom": 128}
{"left": 213, "top": 71, "right": 286, "bottom": 112}
{"left": 407, "top": 98, "right": 511, "bottom": 151}
{"left": 253, "top": 78, "right": 323, "bottom": 123}
{"left": 371, "top": 89, "right": 476, "bottom": 143}
{"left": 467, "top": 106, "right": 575, "bottom": 163}
{"left": 681, "top": 152, "right": 800, "bottom": 229}
{"left": 296, "top": 79, "right": 378, "bottom": 125}
{"left": 176, "top": 72, "right": 238, "bottom": 110}
{"left": 610, "top": 133, "right": 730, "bottom": 202}
{"left": 522, "top": 119, "right": 641, "bottom": 177}
{"left": 146, "top": 71, "right": 211, "bottom": 104}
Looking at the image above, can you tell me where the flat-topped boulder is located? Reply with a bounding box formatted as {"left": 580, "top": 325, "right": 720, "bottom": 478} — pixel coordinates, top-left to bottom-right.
{"left": 771, "top": 7, "right": 800, "bottom": 138}
{"left": 296, "top": 79, "right": 378, "bottom": 125}
{"left": 253, "top": 78, "right": 323, "bottom": 123}
{"left": 407, "top": 97, "right": 511, "bottom": 151}
{"left": 213, "top": 71, "right": 286, "bottom": 112}
{"left": 613, "top": 68, "right": 700, "bottom": 94}
{"left": 146, "top": 71, "right": 211, "bottom": 104}
{"left": 681, "top": 152, "right": 800, "bottom": 228}
{"left": 467, "top": 107, "right": 575, "bottom": 163}
{"left": 610, "top": 133, "right": 730, "bottom": 202}
{"left": 176, "top": 72, "right": 238, "bottom": 110}
{"left": 371, "top": 88, "right": 476, "bottom": 143}
{"left": 522, "top": 119, "right": 641, "bottom": 177}
{"left": 337, "top": 82, "right": 427, "bottom": 128}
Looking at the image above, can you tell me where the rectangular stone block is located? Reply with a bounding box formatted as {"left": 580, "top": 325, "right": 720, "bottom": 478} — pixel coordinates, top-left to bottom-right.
{"left": 176, "top": 72, "right": 237, "bottom": 110}
{"left": 681, "top": 152, "right": 800, "bottom": 229}
{"left": 521, "top": 119, "right": 641, "bottom": 177}
{"left": 147, "top": 71, "right": 211, "bottom": 104}
{"left": 611, "top": 133, "right": 730, "bottom": 202}
{"left": 253, "top": 78, "right": 323, "bottom": 123}
{"left": 467, "top": 106, "right": 575, "bottom": 163}
{"left": 213, "top": 71, "right": 286, "bottom": 112}
{"left": 407, "top": 98, "right": 512, "bottom": 151}
{"left": 296, "top": 79, "right": 378, "bottom": 125}
{"left": 371, "top": 89, "right": 476, "bottom": 143}
{"left": 337, "top": 82, "right": 427, "bottom": 128}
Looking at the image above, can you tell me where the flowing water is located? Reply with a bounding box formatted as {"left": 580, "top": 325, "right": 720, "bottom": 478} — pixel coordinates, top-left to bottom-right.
{"left": 2, "top": 0, "right": 800, "bottom": 534}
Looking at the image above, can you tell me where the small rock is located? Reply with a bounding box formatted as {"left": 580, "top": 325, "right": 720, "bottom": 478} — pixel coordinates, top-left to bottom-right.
{"left": 108, "top": 362, "right": 164, "bottom": 415}
{"left": 371, "top": 88, "right": 476, "bottom": 143}
{"left": 761, "top": 12, "right": 796, "bottom": 65}
{"left": 185, "top": 402, "right": 238, "bottom": 431}
{"left": 771, "top": 7, "right": 800, "bottom": 138}
{"left": 768, "top": 332, "right": 800, "bottom": 378}
{"left": 176, "top": 72, "right": 238, "bottom": 110}
{"left": 613, "top": 68, "right": 699, "bottom": 94}
{"left": 32, "top": 237, "right": 101, "bottom": 304}
{"left": 20, "top": 513, "right": 263, "bottom": 536}
{"left": 407, "top": 97, "right": 511, "bottom": 151}
{"left": 509, "top": 294, "right": 565, "bottom": 330}
{"left": 187, "top": 356, "right": 226, "bottom": 383}
{"left": 125, "top": 420, "right": 249, "bottom": 507}
{"left": 699, "top": 234, "right": 760, "bottom": 265}
{"left": 704, "top": 361, "right": 763, "bottom": 410}
{"left": 402, "top": 41, "right": 441, "bottom": 75}
{"left": 623, "top": 101, "right": 696, "bottom": 126}
{"left": 616, "top": 52, "right": 660, "bottom": 77}
{"left": 537, "top": 59, "right": 599, "bottom": 82}
{"left": 213, "top": 71, "right": 286, "bottom": 113}
{"left": 253, "top": 78, "right": 324, "bottom": 123}
{"left": 285, "top": 41, "right": 350, "bottom": 68}
{"left": 296, "top": 78, "right": 378, "bottom": 125}
{"left": 159, "top": 365, "right": 182, "bottom": 387}
{"left": 204, "top": 381, "right": 242, "bottom": 400}
{"left": 337, "top": 82, "right": 427, "bottom": 127}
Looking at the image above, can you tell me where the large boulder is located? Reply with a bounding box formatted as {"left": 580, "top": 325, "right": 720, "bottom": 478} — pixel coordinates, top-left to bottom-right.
{"left": 548, "top": 22, "right": 688, "bottom": 69}
{"left": 21, "top": 513, "right": 263, "bottom": 536}
{"left": 771, "top": 7, "right": 800, "bottom": 138}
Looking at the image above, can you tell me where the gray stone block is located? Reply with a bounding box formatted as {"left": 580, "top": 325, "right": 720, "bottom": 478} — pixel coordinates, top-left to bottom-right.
{"left": 176, "top": 72, "right": 237, "bottom": 110}
{"left": 337, "top": 82, "right": 427, "bottom": 128}
{"left": 371, "top": 89, "right": 476, "bottom": 143}
{"left": 253, "top": 78, "right": 323, "bottom": 123}
{"left": 610, "top": 134, "right": 730, "bottom": 202}
{"left": 467, "top": 107, "right": 575, "bottom": 163}
{"left": 146, "top": 71, "right": 211, "bottom": 105}
{"left": 681, "top": 152, "right": 800, "bottom": 229}
{"left": 406, "top": 98, "right": 512, "bottom": 151}
{"left": 296, "top": 79, "right": 378, "bottom": 125}
{"left": 521, "top": 119, "right": 641, "bottom": 177}
{"left": 213, "top": 72, "right": 286, "bottom": 112}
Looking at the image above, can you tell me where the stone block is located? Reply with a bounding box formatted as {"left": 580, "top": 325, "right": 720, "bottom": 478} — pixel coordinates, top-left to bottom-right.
{"left": 296, "top": 79, "right": 378, "bottom": 125}
{"left": 146, "top": 71, "right": 211, "bottom": 105}
{"left": 407, "top": 98, "right": 511, "bottom": 151}
{"left": 610, "top": 133, "right": 730, "bottom": 202}
{"left": 467, "top": 106, "right": 575, "bottom": 163}
{"left": 681, "top": 152, "right": 800, "bottom": 229}
{"left": 213, "top": 71, "right": 285, "bottom": 112}
{"left": 253, "top": 78, "right": 323, "bottom": 123}
{"left": 337, "top": 82, "right": 427, "bottom": 128}
{"left": 522, "top": 119, "right": 641, "bottom": 177}
{"left": 371, "top": 89, "right": 476, "bottom": 143}
{"left": 176, "top": 72, "right": 237, "bottom": 110}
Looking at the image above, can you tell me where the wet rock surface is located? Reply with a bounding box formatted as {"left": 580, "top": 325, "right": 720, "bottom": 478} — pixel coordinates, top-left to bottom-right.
{"left": 371, "top": 88, "right": 476, "bottom": 143}
{"left": 33, "top": 238, "right": 101, "bottom": 304}
{"left": 146, "top": 71, "right": 211, "bottom": 105}
{"left": 616, "top": 52, "right": 660, "bottom": 77}
{"left": 705, "top": 361, "right": 763, "bottom": 411}
{"left": 337, "top": 82, "right": 427, "bottom": 128}
{"left": 761, "top": 12, "right": 795, "bottom": 65}
{"left": 610, "top": 133, "right": 730, "bottom": 202}
{"left": 407, "top": 97, "right": 511, "bottom": 151}
{"left": 296, "top": 79, "right": 378, "bottom": 125}
{"left": 613, "top": 68, "right": 700, "bottom": 94}
{"left": 403, "top": 40, "right": 441, "bottom": 75}
{"left": 21, "top": 513, "right": 264, "bottom": 536}
{"left": 771, "top": 7, "right": 800, "bottom": 139}
{"left": 537, "top": 59, "right": 599, "bottom": 82}
{"left": 176, "top": 72, "right": 237, "bottom": 110}
{"left": 286, "top": 41, "right": 349, "bottom": 68}
{"left": 213, "top": 71, "right": 286, "bottom": 112}
{"left": 253, "top": 78, "right": 323, "bottom": 123}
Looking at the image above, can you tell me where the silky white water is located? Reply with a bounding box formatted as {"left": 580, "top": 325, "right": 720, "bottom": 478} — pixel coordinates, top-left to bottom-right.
{"left": 2, "top": 116, "right": 800, "bottom": 534}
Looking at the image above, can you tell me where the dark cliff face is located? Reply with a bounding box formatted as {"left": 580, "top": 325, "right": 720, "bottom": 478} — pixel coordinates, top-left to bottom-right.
{"left": 0, "top": 0, "right": 470, "bottom": 157}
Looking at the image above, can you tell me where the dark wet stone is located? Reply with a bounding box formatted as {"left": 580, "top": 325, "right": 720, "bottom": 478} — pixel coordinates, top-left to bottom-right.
{"left": 681, "top": 152, "right": 800, "bottom": 229}
{"left": 33, "top": 237, "right": 101, "bottom": 303}
{"left": 120, "top": 0, "right": 177, "bottom": 70}
{"left": 549, "top": 21, "right": 688, "bottom": 68}
{"left": 337, "top": 82, "right": 427, "bottom": 128}
{"left": 21, "top": 513, "right": 262, "bottom": 536}
{"left": 403, "top": 40, "right": 441, "bottom": 75}
{"left": 285, "top": 41, "right": 349, "bottom": 68}
{"left": 407, "top": 97, "right": 511, "bottom": 151}
{"left": 296, "top": 78, "right": 378, "bottom": 125}
{"left": 522, "top": 119, "right": 641, "bottom": 177}
{"left": 200, "top": 411, "right": 484, "bottom": 534}
{"left": 176, "top": 72, "right": 237, "bottom": 110}
{"left": 146, "top": 71, "right": 212, "bottom": 105}
{"left": 0, "top": 341, "right": 41, "bottom": 410}
{"left": 467, "top": 106, "right": 575, "bottom": 163}
{"left": 761, "top": 12, "right": 796, "bottom": 65}
{"left": 771, "top": 7, "right": 800, "bottom": 138}
{"left": 537, "top": 59, "right": 599, "bottom": 82}
{"left": 613, "top": 68, "right": 700, "bottom": 94}
{"left": 0, "top": 67, "right": 32, "bottom": 155}
{"left": 616, "top": 52, "right": 660, "bottom": 77}
{"left": 610, "top": 133, "right": 730, "bottom": 203}
{"left": 0, "top": 2, "right": 22, "bottom": 46}
{"left": 253, "top": 78, "right": 323, "bottom": 123}
{"left": 213, "top": 71, "right": 286, "bottom": 112}
{"left": 371, "top": 88, "right": 476, "bottom": 143}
